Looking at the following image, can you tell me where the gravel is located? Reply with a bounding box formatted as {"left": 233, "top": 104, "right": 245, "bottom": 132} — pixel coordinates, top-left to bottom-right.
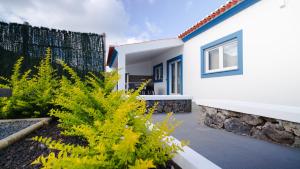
{"left": 0, "top": 120, "right": 40, "bottom": 140}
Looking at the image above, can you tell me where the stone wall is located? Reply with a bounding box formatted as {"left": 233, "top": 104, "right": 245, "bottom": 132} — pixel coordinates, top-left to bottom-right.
{"left": 146, "top": 100, "right": 191, "bottom": 113}
{"left": 200, "top": 105, "right": 300, "bottom": 147}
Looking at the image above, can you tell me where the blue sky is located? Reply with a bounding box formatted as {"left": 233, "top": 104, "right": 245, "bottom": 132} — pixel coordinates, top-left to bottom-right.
{"left": 0, "top": 0, "right": 227, "bottom": 45}
{"left": 122, "top": 0, "right": 227, "bottom": 40}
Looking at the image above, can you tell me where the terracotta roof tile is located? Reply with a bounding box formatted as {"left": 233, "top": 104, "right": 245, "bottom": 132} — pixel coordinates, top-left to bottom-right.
{"left": 178, "top": 0, "right": 242, "bottom": 39}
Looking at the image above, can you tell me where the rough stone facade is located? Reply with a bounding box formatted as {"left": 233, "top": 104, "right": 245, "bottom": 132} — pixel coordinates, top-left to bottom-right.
{"left": 146, "top": 100, "right": 191, "bottom": 113}
{"left": 200, "top": 105, "right": 300, "bottom": 148}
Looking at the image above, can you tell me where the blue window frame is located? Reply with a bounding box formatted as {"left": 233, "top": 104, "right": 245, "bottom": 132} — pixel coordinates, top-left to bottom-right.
{"left": 153, "top": 63, "right": 163, "bottom": 82}
{"left": 201, "top": 30, "right": 243, "bottom": 78}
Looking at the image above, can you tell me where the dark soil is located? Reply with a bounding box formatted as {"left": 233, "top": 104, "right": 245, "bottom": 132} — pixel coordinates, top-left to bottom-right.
{"left": 0, "top": 120, "right": 87, "bottom": 169}
{"left": 0, "top": 120, "right": 181, "bottom": 169}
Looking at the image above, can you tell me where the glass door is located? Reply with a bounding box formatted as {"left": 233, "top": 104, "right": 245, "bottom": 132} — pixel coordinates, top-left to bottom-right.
{"left": 169, "top": 60, "right": 182, "bottom": 95}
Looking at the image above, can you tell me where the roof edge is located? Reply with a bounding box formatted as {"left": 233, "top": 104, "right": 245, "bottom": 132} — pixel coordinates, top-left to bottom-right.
{"left": 107, "top": 38, "right": 183, "bottom": 67}
{"left": 114, "top": 37, "right": 181, "bottom": 47}
{"left": 179, "top": 0, "right": 259, "bottom": 41}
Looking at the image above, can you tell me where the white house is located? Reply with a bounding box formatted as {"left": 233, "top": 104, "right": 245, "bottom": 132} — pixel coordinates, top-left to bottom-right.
{"left": 107, "top": 0, "right": 300, "bottom": 124}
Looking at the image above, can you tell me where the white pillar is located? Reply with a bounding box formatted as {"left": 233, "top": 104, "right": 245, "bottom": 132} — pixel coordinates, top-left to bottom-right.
{"left": 118, "top": 52, "right": 126, "bottom": 90}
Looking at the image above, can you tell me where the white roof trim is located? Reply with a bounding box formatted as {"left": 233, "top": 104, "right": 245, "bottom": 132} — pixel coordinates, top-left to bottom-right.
{"left": 115, "top": 38, "right": 183, "bottom": 55}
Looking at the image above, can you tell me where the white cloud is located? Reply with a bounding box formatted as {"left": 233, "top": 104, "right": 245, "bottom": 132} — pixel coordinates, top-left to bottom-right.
{"left": 122, "top": 20, "right": 162, "bottom": 45}
{"left": 125, "top": 32, "right": 150, "bottom": 44}
{"left": 0, "top": 0, "right": 164, "bottom": 50}
{"left": 145, "top": 20, "right": 162, "bottom": 35}
{"left": 0, "top": 0, "right": 131, "bottom": 47}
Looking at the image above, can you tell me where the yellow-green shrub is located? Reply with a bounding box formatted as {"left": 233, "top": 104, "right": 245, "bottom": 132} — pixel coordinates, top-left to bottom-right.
{"left": 32, "top": 62, "right": 185, "bottom": 168}
{"left": 0, "top": 48, "right": 58, "bottom": 118}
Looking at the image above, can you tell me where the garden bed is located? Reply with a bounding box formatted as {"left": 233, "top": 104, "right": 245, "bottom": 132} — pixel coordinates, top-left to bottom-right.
{"left": 0, "top": 121, "right": 87, "bottom": 169}
{"left": 0, "top": 121, "right": 181, "bottom": 169}
{"left": 0, "top": 55, "right": 184, "bottom": 168}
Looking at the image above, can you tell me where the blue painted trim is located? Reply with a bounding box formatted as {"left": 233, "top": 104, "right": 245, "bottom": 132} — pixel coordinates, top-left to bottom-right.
{"left": 153, "top": 63, "right": 163, "bottom": 83}
{"left": 167, "top": 55, "right": 183, "bottom": 95}
{"left": 201, "top": 30, "right": 243, "bottom": 78}
{"left": 109, "top": 49, "right": 118, "bottom": 68}
{"left": 182, "top": 0, "right": 259, "bottom": 42}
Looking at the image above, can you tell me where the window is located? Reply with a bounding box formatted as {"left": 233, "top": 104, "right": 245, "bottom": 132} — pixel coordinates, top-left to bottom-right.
{"left": 201, "top": 30, "right": 243, "bottom": 78}
{"left": 153, "top": 63, "right": 163, "bottom": 82}
{"left": 205, "top": 40, "right": 238, "bottom": 73}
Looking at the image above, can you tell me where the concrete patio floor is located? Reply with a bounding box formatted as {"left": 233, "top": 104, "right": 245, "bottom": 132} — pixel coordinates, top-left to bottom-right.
{"left": 152, "top": 104, "right": 300, "bottom": 169}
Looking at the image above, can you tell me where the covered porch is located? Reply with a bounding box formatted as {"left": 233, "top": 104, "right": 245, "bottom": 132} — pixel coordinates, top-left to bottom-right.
{"left": 107, "top": 38, "right": 184, "bottom": 95}
{"left": 107, "top": 38, "right": 191, "bottom": 113}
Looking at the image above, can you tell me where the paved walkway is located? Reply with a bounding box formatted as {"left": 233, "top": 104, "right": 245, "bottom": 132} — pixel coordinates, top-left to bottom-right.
{"left": 152, "top": 104, "right": 300, "bottom": 169}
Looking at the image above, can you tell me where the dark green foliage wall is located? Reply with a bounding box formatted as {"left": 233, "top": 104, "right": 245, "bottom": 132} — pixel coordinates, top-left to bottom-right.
{"left": 0, "top": 22, "right": 105, "bottom": 77}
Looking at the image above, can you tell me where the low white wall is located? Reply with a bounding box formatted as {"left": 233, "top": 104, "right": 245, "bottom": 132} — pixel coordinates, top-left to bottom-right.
{"left": 147, "top": 123, "right": 221, "bottom": 169}
{"left": 151, "top": 47, "right": 183, "bottom": 95}
{"left": 138, "top": 95, "right": 192, "bottom": 100}
{"left": 183, "top": 0, "right": 300, "bottom": 110}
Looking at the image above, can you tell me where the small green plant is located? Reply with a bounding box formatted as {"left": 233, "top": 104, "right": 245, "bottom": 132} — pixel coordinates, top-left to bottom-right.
{"left": 0, "top": 48, "right": 58, "bottom": 118}
{"left": 32, "top": 62, "right": 185, "bottom": 168}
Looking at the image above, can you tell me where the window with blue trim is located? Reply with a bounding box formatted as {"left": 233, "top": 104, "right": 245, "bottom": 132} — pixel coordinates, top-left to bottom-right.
{"left": 201, "top": 30, "right": 243, "bottom": 78}
{"left": 153, "top": 63, "right": 163, "bottom": 82}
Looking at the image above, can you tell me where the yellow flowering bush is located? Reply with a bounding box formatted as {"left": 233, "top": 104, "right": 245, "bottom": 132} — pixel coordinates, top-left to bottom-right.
{"left": 32, "top": 61, "right": 185, "bottom": 168}
{"left": 0, "top": 48, "right": 58, "bottom": 118}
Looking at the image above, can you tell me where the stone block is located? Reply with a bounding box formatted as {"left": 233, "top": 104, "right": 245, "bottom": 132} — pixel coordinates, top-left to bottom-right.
{"left": 293, "top": 137, "right": 300, "bottom": 148}
{"left": 251, "top": 127, "right": 270, "bottom": 142}
{"left": 205, "top": 107, "right": 217, "bottom": 116}
{"left": 146, "top": 99, "right": 191, "bottom": 113}
{"left": 262, "top": 117, "right": 278, "bottom": 123}
{"left": 220, "top": 109, "right": 241, "bottom": 118}
{"left": 261, "top": 122, "right": 295, "bottom": 145}
{"left": 204, "top": 113, "right": 226, "bottom": 129}
{"left": 241, "top": 114, "right": 263, "bottom": 126}
{"left": 282, "top": 121, "right": 300, "bottom": 136}
{"left": 224, "top": 118, "right": 252, "bottom": 135}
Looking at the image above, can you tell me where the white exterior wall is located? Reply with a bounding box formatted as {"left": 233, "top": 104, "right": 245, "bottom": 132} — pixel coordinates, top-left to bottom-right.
{"left": 151, "top": 47, "right": 183, "bottom": 95}
{"left": 183, "top": 0, "right": 300, "bottom": 107}
{"left": 126, "top": 60, "right": 152, "bottom": 75}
